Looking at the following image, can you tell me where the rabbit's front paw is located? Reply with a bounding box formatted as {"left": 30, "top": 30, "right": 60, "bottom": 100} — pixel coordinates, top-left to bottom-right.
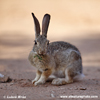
{"left": 52, "top": 78, "right": 66, "bottom": 86}
{"left": 34, "top": 80, "right": 45, "bottom": 86}
{"left": 32, "top": 79, "right": 37, "bottom": 84}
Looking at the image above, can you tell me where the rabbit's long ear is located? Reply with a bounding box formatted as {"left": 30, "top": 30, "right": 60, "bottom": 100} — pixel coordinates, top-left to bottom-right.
{"left": 32, "top": 13, "right": 40, "bottom": 39}
{"left": 42, "top": 14, "right": 50, "bottom": 38}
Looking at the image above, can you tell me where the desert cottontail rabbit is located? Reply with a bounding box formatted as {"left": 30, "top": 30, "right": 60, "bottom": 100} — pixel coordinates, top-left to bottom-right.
{"left": 28, "top": 13, "right": 84, "bottom": 86}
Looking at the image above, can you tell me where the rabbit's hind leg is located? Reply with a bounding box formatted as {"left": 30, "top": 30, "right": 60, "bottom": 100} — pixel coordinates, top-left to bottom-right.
{"left": 51, "top": 68, "right": 74, "bottom": 85}
{"left": 52, "top": 78, "right": 67, "bottom": 85}
{"left": 65, "top": 68, "right": 74, "bottom": 83}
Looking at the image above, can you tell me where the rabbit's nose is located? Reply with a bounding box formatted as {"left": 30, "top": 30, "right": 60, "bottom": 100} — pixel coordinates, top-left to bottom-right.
{"left": 39, "top": 51, "right": 45, "bottom": 55}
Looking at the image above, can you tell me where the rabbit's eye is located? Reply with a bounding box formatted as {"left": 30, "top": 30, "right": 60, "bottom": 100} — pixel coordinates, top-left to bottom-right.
{"left": 47, "top": 41, "right": 49, "bottom": 45}
{"left": 34, "top": 40, "right": 37, "bottom": 45}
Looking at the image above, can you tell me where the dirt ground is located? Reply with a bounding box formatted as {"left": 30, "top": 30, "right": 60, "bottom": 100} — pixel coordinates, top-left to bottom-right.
{"left": 0, "top": 0, "right": 100, "bottom": 100}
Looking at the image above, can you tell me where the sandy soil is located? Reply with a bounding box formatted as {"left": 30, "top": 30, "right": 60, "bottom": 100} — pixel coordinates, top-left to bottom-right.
{"left": 0, "top": 0, "right": 100, "bottom": 100}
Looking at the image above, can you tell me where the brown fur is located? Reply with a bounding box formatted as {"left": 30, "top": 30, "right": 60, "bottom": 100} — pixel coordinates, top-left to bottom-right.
{"left": 29, "top": 13, "right": 84, "bottom": 86}
{"left": 70, "top": 51, "right": 81, "bottom": 61}
{"left": 42, "top": 69, "right": 52, "bottom": 79}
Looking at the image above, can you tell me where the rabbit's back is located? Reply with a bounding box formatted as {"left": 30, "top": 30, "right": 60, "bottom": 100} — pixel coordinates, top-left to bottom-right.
{"left": 48, "top": 41, "right": 80, "bottom": 55}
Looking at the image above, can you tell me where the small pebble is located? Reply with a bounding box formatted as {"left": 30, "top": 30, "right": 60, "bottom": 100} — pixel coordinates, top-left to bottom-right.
{"left": 0, "top": 73, "right": 4, "bottom": 78}
{"left": 51, "top": 93, "right": 55, "bottom": 98}
{"left": 80, "top": 88, "right": 87, "bottom": 90}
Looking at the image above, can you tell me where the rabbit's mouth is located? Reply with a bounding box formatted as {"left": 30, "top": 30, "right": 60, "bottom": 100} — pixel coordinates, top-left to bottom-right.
{"left": 38, "top": 51, "right": 46, "bottom": 56}
{"left": 38, "top": 53, "right": 46, "bottom": 56}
